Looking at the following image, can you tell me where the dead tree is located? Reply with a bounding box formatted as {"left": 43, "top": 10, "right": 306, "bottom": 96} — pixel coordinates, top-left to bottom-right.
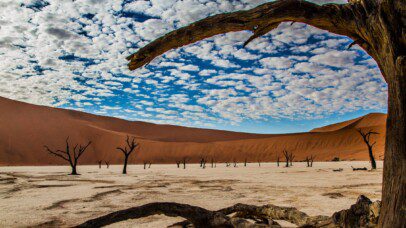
{"left": 225, "top": 161, "right": 230, "bottom": 167}
{"left": 143, "top": 161, "right": 148, "bottom": 169}
{"left": 105, "top": 161, "right": 109, "bottom": 169}
{"left": 116, "top": 135, "right": 139, "bottom": 174}
{"left": 289, "top": 152, "right": 295, "bottom": 166}
{"left": 233, "top": 159, "right": 237, "bottom": 167}
{"left": 126, "top": 2, "right": 406, "bottom": 223}
{"left": 309, "top": 155, "right": 315, "bottom": 167}
{"left": 244, "top": 158, "right": 247, "bottom": 167}
{"left": 211, "top": 158, "right": 216, "bottom": 168}
{"left": 257, "top": 159, "right": 261, "bottom": 167}
{"left": 98, "top": 160, "right": 102, "bottom": 169}
{"left": 148, "top": 161, "right": 152, "bottom": 168}
{"left": 176, "top": 160, "right": 181, "bottom": 168}
{"left": 182, "top": 157, "right": 188, "bottom": 169}
{"left": 199, "top": 157, "right": 205, "bottom": 168}
{"left": 282, "top": 150, "right": 290, "bottom": 167}
{"left": 357, "top": 129, "right": 379, "bottom": 170}
{"left": 44, "top": 137, "right": 91, "bottom": 175}
{"left": 306, "top": 155, "right": 316, "bottom": 167}
{"left": 128, "top": 4, "right": 405, "bottom": 225}
{"left": 200, "top": 158, "right": 206, "bottom": 169}
{"left": 276, "top": 155, "right": 280, "bottom": 167}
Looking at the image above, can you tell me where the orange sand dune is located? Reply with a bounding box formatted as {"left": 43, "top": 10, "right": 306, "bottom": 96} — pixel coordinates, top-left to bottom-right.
{"left": 0, "top": 97, "right": 386, "bottom": 165}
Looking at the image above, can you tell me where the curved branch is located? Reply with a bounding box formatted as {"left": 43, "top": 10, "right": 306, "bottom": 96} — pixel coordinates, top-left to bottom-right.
{"left": 127, "top": 0, "right": 357, "bottom": 70}
{"left": 75, "top": 202, "right": 232, "bottom": 228}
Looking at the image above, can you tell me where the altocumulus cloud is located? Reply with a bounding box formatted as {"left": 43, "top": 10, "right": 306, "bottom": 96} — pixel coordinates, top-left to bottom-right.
{"left": 0, "top": 0, "right": 387, "bottom": 132}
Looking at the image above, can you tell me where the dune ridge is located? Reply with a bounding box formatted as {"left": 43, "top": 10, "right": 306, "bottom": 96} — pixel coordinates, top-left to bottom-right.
{"left": 0, "top": 96, "right": 386, "bottom": 165}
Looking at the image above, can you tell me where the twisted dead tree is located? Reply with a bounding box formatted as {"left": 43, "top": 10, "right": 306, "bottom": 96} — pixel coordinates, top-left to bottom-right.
{"left": 105, "top": 161, "right": 110, "bottom": 169}
{"left": 44, "top": 137, "right": 91, "bottom": 175}
{"left": 357, "top": 129, "right": 379, "bottom": 169}
{"left": 126, "top": 0, "right": 405, "bottom": 225}
{"left": 116, "top": 135, "right": 139, "bottom": 174}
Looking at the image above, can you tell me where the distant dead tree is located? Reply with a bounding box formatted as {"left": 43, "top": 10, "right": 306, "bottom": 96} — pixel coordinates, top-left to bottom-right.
{"left": 200, "top": 158, "right": 207, "bottom": 169}
{"left": 98, "top": 160, "right": 102, "bottom": 169}
{"left": 176, "top": 160, "right": 181, "bottom": 168}
{"left": 182, "top": 157, "right": 188, "bottom": 169}
{"left": 143, "top": 161, "right": 149, "bottom": 169}
{"left": 276, "top": 155, "right": 280, "bottom": 167}
{"left": 105, "top": 161, "right": 110, "bottom": 168}
{"left": 233, "top": 159, "right": 237, "bottom": 167}
{"left": 257, "top": 159, "right": 261, "bottom": 167}
{"left": 244, "top": 158, "right": 248, "bottom": 167}
{"left": 289, "top": 152, "right": 295, "bottom": 166}
{"left": 211, "top": 158, "right": 216, "bottom": 168}
{"left": 282, "top": 150, "right": 290, "bottom": 167}
{"left": 306, "top": 155, "right": 316, "bottom": 167}
{"left": 357, "top": 129, "right": 379, "bottom": 170}
{"left": 149, "top": 162, "right": 152, "bottom": 168}
{"left": 44, "top": 137, "right": 91, "bottom": 175}
{"left": 225, "top": 161, "right": 230, "bottom": 167}
{"left": 116, "top": 135, "right": 139, "bottom": 174}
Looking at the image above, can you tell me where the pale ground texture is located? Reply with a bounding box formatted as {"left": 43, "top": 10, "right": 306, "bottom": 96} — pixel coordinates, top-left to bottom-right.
{"left": 0, "top": 161, "right": 383, "bottom": 227}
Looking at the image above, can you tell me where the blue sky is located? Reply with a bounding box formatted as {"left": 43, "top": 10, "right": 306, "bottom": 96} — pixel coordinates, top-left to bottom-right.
{"left": 0, "top": 0, "right": 387, "bottom": 133}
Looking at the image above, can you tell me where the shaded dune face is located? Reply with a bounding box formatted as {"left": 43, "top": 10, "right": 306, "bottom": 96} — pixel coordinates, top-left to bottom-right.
{"left": 0, "top": 97, "right": 386, "bottom": 165}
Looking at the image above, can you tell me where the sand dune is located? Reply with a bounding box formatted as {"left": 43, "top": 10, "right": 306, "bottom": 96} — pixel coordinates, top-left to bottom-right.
{"left": 0, "top": 97, "right": 386, "bottom": 165}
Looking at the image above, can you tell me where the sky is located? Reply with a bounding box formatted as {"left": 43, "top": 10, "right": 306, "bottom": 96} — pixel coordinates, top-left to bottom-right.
{"left": 0, "top": 0, "right": 387, "bottom": 134}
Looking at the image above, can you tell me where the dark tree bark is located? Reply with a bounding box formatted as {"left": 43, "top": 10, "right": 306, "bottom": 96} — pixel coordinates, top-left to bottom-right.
{"left": 357, "top": 129, "right": 379, "bottom": 169}
{"left": 126, "top": 0, "right": 405, "bottom": 225}
{"left": 117, "top": 135, "right": 139, "bottom": 174}
{"left": 44, "top": 137, "right": 91, "bottom": 175}
{"left": 105, "top": 161, "right": 110, "bottom": 169}
{"left": 98, "top": 160, "right": 102, "bottom": 169}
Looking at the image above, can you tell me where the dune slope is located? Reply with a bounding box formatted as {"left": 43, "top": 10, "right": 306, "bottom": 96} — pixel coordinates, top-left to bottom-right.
{"left": 0, "top": 97, "right": 386, "bottom": 165}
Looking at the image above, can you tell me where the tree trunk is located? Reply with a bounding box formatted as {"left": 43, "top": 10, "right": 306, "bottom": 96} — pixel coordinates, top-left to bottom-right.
{"left": 71, "top": 165, "right": 78, "bottom": 175}
{"left": 379, "top": 56, "right": 406, "bottom": 227}
{"left": 123, "top": 156, "right": 128, "bottom": 174}
{"left": 368, "top": 146, "right": 377, "bottom": 170}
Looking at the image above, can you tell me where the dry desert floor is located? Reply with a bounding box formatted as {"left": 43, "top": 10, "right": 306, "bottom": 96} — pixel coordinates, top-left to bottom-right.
{"left": 0, "top": 161, "right": 383, "bottom": 227}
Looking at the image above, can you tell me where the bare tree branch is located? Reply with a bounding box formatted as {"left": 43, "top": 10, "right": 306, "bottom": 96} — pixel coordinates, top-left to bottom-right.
{"left": 127, "top": 0, "right": 357, "bottom": 70}
{"left": 44, "top": 146, "right": 70, "bottom": 162}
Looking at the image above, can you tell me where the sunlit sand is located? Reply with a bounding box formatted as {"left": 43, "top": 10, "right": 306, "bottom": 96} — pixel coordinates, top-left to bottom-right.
{"left": 0, "top": 161, "right": 382, "bottom": 227}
